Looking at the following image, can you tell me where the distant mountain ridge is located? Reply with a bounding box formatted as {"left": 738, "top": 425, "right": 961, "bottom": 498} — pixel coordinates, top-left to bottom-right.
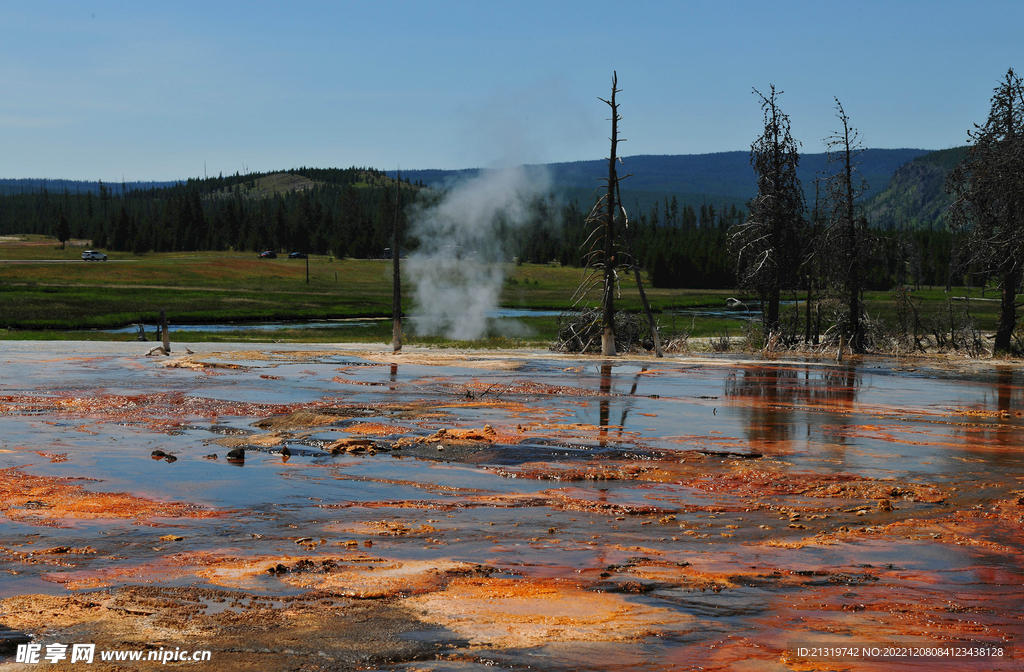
{"left": 3, "top": 147, "right": 955, "bottom": 231}
{"left": 0, "top": 178, "right": 178, "bottom": 196}
{"left": 390, "top": 148, "right": 933, "bottom": 204}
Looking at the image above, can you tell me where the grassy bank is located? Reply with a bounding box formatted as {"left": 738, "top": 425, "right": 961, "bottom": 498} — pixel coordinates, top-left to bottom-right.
{"left": 0, "top": 239, "right": 736, "bottom": 332}
{"left": 0, "top": 237, "right": 1005, "bottom": 346}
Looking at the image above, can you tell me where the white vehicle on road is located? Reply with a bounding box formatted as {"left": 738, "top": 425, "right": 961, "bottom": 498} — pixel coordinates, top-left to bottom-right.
{"left": 81, "top": 250, "right": 108, "bottom": 261}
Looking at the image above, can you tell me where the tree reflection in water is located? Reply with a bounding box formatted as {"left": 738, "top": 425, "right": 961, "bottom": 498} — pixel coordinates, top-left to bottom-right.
{"left": 985, "top": 366, "right": 1021, "bottom": 459}
{"left": 599, "top": 364, "right": 611, "bottom": 445}
{"left": 725, "top": 364, "right": 859, "bottom": 462}
{"left": 595, "top": 364, "right": 647, "bottom": 447}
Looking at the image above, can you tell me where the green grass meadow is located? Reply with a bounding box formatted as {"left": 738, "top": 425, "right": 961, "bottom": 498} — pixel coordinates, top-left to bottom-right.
{"left": 0, "top": 236, "right": 1005, "bottom": 347}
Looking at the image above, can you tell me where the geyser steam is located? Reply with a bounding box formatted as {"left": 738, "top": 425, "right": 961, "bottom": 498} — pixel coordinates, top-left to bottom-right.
{"left": 407, "top": 165, "right": 551, "bottom": 340}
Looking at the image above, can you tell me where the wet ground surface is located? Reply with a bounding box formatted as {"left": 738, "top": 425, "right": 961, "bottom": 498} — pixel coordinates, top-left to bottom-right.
{"left": 0, "top": 343, "right": 1022, "bottom": 670}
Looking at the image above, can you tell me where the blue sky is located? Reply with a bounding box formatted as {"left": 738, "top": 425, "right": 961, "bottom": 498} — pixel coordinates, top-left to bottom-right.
{"left": 1, "top": 1, "right": 1021, "bottom": 180}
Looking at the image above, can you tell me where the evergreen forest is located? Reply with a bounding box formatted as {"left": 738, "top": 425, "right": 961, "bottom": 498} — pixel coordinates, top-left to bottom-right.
{"left": 0, "top": 156, "right": 959, "bottom": 294}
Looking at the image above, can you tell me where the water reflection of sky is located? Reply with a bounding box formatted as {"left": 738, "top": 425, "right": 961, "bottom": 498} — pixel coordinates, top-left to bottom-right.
{"left": 3, "top": 348, "right": 1022, "bottom": 508}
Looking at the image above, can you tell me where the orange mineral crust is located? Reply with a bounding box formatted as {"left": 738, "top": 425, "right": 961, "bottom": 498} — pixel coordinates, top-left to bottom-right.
{"left": 0, "top": 467, "right": 220, "bottom": 526}
{"left": 1, "top": 348, "right": 1023, "bottom": 670}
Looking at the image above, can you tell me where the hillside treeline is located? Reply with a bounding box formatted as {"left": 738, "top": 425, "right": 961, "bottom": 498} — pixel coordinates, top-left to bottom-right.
{"left": 515, "top": 194, "right": 954, "bottom": 291}
{"left": 0, "top": 168, "right": 413, "bottom": 259}
{"left": 0, "top": 167, "right": 955, "bottom": 292}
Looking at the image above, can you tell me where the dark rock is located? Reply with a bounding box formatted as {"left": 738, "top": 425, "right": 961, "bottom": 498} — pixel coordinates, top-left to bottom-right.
{"left": 203, "top": 454, "right": 218, "bottom": 460}
{"left": 164, "top": 455, "right": 177, "bottom": 463}
{"left": 281, "top": 446, "right": 292, "bottom": 457}
{"left": 226, "top": 448, "right": 245, "bottom": 460}
{"left": 151, "top": 450, "right": 167, "bottom": 459}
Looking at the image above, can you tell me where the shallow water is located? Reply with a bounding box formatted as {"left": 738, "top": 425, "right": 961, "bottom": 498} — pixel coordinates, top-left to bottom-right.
{"left": 101, "top": 308, "right": 565, "bottom": 334}
{"left": 1, "top": 345, "right": 1021, "bottom": 669}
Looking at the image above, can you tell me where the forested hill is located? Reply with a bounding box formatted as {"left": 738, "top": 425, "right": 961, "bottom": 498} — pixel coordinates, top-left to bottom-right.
{"left": 0, "top": 154, "right": 963, "bottom": 293}
{"left": 391, "top": 148, "right": 932, "bottom": 204}
{"left": 863, "top": 147, "right": 968, "bottom": 230}
{"left": 0, "top": 167, "right": 418, "bottom": 258}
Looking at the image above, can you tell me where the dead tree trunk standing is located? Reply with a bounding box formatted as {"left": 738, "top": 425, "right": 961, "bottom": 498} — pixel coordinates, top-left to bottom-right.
{"left": 567, "top": 73, "right": 660, "bottom": 356}
{"left": 805, "top": 184, "right": 822, "bottom": 345}
{"left": 825, "top": 99, "right": 867, "bottom": 353}
{"left": 600, "top": 73, "right": 622, "bottom": 357}
{"left": 843, "top": 133, "right": 863, "bottom": 352}
{"left": 998, "top": 266, "right": 1020, "bottom": 353}
{"left": 804, "top": 275, "right": 813, "bottom": 344}
{"left": 392, "top": 176, "right": 403, "bottom": 353}
{"left": 160, "top": 310, "right": 170, "bottom": 354}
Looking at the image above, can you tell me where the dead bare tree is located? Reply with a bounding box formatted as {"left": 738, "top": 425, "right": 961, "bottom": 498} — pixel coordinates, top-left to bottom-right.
{"left": 823, "top": 98, "right": 869, "bottom": 352}
{"left": 566, "top": 73, "right": 661, "bottom": 356}
{"left": 805, "top": 179, "right": 825, "bottom": 345}
{"left": 392, "top": 174, "right": 403, "bottom": 352}
{"left": 600, "top": 73, "right": 622, "bottom": 356}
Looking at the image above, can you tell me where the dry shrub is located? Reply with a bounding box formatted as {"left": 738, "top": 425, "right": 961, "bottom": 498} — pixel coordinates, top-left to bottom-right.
{"left": 709, "top": 328, "right": 732, "bottom": 352}
{"left": 553, "top": 309, "right": 660, "bottom": 354}
{"left": 662, "top": 316, "right": 694, "bottom": 353}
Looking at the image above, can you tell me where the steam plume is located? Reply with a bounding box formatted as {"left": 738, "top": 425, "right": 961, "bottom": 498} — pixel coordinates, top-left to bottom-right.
{"left": 406, "top": 165, "right": 551, "bottom": 340}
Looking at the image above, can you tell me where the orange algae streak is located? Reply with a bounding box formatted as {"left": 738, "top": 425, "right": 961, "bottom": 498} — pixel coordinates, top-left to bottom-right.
{"left": 0, "top": 467, "right": 221, "bottom": 526}
{"left": 344, "top": 422, "right": 406, "bottom": 436}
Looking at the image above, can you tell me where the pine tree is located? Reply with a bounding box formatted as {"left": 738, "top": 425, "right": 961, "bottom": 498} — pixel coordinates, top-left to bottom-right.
{"left": 729, "top": 86, "right": 806, "bottom": 334}
{"left": 947, "top": 68, "right": 1024, "bottom": 354}
{"left": 56, "top": 212, "right": 70, "bottom": 249}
